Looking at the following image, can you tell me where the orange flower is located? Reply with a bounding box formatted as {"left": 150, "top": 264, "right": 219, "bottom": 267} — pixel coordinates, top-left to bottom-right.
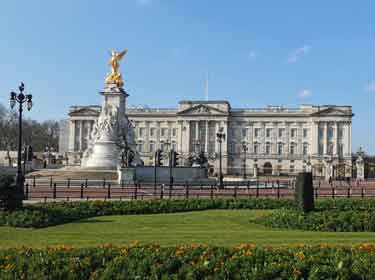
{"left": 4, "top": 263, "right": 13, "bottom": 270}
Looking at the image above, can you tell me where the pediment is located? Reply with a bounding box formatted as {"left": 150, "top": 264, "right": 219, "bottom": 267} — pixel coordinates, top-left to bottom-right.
{"left": 311, "top": 108, "right": 352, "bottom": 117}
{"left": 177, "top": 104, "right": 228, "bottom": 116}
{"left": 69, "top": 107, "right": 101, "bottom": 117}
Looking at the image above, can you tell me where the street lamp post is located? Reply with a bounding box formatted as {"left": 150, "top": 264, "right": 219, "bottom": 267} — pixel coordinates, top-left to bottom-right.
{"left": 242, "top": 142, "right": 248, "bottom": 179}
{"left": 216, "top": 127, "right": 225, "bottom": 188}
{"left": 9, "top": 82, "right": 33, "bottom": 201}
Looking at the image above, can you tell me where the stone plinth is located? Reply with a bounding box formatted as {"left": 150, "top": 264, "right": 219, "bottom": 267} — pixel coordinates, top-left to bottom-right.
{"left": 117, "top": 167, "right": 136, "bottom": 184}
{"left": 81, "top": 83, "right": 141, "bottom": 169}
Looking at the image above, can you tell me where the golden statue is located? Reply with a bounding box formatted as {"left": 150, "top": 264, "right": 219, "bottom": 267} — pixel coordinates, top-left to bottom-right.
{"left": 105, "top": 49, "right": 127, "bottom": 87}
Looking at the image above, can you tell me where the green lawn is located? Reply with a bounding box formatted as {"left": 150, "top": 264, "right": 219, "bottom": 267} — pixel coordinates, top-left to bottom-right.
{"left": 1, "top": 209, "right": 375, "bottom": 248}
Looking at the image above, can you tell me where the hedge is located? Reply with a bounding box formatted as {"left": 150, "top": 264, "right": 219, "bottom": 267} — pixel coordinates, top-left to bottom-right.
{"left": 256, "top": 208, "right": 375, "bottom": 232}
{"left": 0, "top": 198, "right": 295, "bottom": 228}
{"left": 3, "top": 198, "right": 375, "bottom": 229}
{"left": 1, "top": 243, "right": 375, "bottom": 279}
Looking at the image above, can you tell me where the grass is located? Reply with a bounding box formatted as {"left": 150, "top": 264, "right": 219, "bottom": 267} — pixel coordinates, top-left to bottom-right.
{"left": 1, "top": 209, "right": 375, "bottom": 248}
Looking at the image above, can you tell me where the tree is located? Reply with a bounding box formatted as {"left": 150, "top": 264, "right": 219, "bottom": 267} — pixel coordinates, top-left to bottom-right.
{"left": 0, "top": 102, "right": 60, "bottom": 153}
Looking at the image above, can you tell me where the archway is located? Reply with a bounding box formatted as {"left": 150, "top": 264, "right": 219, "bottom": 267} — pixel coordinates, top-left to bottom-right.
{"left": 263, "top": 162, "right": 273, "bottom": 175}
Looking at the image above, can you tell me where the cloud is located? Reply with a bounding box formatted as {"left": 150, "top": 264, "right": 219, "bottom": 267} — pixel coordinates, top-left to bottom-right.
{"left": 248, "top": 51, "right": 257, "bottom": 60}
{"left": 137, "top": 0, "right": 152, "bottom": 6}
{"left": 287, "top": 45, "right": 311, "bottom": 64}
{"left": 298, "top": 89, "right": 312, "bottom": 99}
{"left": 364, "top": 82, "right": 375, "bottom": 93}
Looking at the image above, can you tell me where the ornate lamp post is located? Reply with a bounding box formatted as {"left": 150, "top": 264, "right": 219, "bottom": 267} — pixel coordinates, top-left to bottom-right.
{"left": 216, "top": 127, "right": 225, "bottom": 188}
{"left": 242, "top": 141, "right": 248, "bottom": 179}
{"left": 9, "top": 82, "right": 33, "bottom": 199}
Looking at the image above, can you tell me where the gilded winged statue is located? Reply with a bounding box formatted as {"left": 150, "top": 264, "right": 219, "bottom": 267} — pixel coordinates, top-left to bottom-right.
{"left": 105, "top": 49, "right": 127, "bottom": 87}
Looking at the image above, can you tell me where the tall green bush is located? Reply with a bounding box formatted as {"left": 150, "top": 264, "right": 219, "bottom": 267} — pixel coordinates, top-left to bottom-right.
{"left": 0, "top": 175, "right": 22, "bottom": 211}
{"left": 295, "top": 172, "right": 314, "bottom": 212}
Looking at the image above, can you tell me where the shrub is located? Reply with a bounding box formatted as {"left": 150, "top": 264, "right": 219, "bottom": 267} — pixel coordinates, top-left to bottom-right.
{"left": 255, "top": 208, "right": 375, "bottom": 232}
{"left": 0, "top": 175, "right": 22, "bottom": 211}
{"left": 295, "top": 172, "right": 314, "bottom": 212}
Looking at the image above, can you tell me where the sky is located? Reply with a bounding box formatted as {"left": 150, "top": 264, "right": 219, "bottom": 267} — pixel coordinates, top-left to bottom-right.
{"left": 0, "top": 0, "right": 375, "bottom": 153}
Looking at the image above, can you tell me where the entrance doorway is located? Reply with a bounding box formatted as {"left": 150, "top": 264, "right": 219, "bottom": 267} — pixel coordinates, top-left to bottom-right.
{"left": 263, "top": 162, "right": 273, "bottom": 175}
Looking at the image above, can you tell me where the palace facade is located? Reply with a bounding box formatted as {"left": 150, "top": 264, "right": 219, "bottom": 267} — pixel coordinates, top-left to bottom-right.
{"left": 59, "top": 100, "right": 354, "bottom": 178}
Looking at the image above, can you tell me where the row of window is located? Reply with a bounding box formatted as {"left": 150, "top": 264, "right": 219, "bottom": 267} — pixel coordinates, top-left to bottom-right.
{"left": 318, "top": 126, "right": 344, "bottom": 140}
{"left": 232, "top": 142, "right": 310, "bottom": 155}
{"left": 137, "top": 127, "right": 178, "bottom": 138}
{"left": 232, "top": 127, "right": 310, "bottom": 139}
{"left": 318, "top": 143, "right": 344, "bottom": 156}
{"left": 136, "top": 142, "right": 178, "bottom": 153}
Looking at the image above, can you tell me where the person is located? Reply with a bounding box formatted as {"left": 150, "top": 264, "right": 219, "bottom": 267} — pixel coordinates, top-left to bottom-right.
{"left": 328, "top": 176, "right": 332, "bottom": 186}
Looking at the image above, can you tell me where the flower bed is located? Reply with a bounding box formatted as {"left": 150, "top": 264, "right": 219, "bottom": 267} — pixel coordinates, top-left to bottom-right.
{"left": 0, "top": 198, "right": 295, "bottom": 228}
{"left": 1, "top": 243, "right": 375, "bottom": 279}
{"left": 256, "top": 208, "right": 375, "bottom": 232}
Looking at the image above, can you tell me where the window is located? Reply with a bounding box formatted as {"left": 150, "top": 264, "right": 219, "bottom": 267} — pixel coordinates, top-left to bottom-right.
{"left": 318, "top": 143, "right": 324, "bottom": 155}
{"left": 172, "top": 142, "right": 177, "bottom": 151}
{"left": 137, "top": 143, "right": 144, "bottom": 153}
{"left": 139, "top": 128, "right": 145, "bottom": 137}
{"left": 230, "top": 142, "right": 236, "bottom": 153}
{"left": 277, "top": 143, "right": 283, "bottom": 155}
{"left": 266, "top": 128, "right": 272, "bottom": 138}
{"left": 328, "top": 127, "right": 334, "bottom": 140}
{"left": 327, "top": 142, "right": 334, "bottom": 155}
{"left": 303, "top": 143, "right": 308, "bottom": 155}
{"left": 266, "top": 143, "right": 271, "bottom": 155}
{"left": 303, "top": 128, "right": 308, "bottom": 138}
{"left": 172, "top": 128, "right": 177, "bottom": 137}
{"left": 291, "top": 128, "right": 297, "bottom": 138}
{"left": 242, "top": 128, "right": 247, "bottom": 138}
{"left": 160, "top": 143, "right": 164, "bottom": 151}
{"left": 338, "top": 127, "right": 344, "bottom": 139}
{"left": 254, "top": 128, "right": 260, "bottom": 138}
{"left": 161, "top": 128, "right": 168, "bottom": 137}
{"left": 290, "top": 143, "right": 296, "bottom": 155}
{"left": 149, "top": 143, "right": 155, "bottom": 153}
{"left": 253, "top": 143, "right": 259, "bottom": 154}
{"left": 278, "top": 128, "right": 284, "bottom": 138}
{"left": 150, "top": 128, "right": 156, "bottom": 137}
{"left": 290, "top": 165, "right": 295, "bottom": 173}
{"left": 338, "top": 143, "right": 344, "bottom": 157}
{"left": 318, "top": 127, "right": 324, "bottom": 140}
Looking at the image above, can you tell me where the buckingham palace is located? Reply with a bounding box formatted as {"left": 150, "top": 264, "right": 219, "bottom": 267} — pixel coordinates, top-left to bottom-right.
{"left": 59, "top": 99, "right": 354, "bottom": 178}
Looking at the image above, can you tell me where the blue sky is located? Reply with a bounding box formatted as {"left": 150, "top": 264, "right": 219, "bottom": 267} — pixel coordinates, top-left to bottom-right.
{"left": 1, "top": 0, "right": 375, "bottom": 153}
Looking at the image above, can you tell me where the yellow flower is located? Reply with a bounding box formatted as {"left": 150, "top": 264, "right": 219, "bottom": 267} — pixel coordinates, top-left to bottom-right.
{"left": 295, "top": 251, "right": 305, "bottom": 261}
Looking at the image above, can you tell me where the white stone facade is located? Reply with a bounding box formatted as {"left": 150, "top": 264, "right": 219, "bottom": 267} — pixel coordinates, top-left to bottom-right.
{"left": 60, "top": 100, "right": 354, "bottom": 178}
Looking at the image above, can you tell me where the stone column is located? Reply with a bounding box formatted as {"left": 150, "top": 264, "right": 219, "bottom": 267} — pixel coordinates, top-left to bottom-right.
{"left": 323, "top": 122, "right": 328, "bottom": 155}
{"left": 272, "top": 122, "right": 278, "bottom": 154}
{"left": 261, "top": 122, "right": 266, "bottom": 154}
{"left": 205, "top": 120, "right": 209, "bottom": 153}
{"left": 334, "top": 122, "right": 339, "bottom": 155}
{"left": 68, "top": 120, "right": 76, "bottom": 152}
{"left": 79, "top": 120, "right": 83, "bottom": 151}
{"left": 156, "top": 121, "right": 161, "bottom": 149}
{"left": 185, "top": 121, "right": 190, "bottom": 153}
{"left": 312, "top": 121, "right": 318, "bottom": 155}
{"left": 285, "top": 122, "right": 290, "bottom": 156}
{"left": 145, "top": 121, "right": 150, "bottom": 153}
{"left": 297, "top": 123, "right": 303, "bottom": 155}
{"left": 348, "top": 122, "right": 352, "bottom": 157}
